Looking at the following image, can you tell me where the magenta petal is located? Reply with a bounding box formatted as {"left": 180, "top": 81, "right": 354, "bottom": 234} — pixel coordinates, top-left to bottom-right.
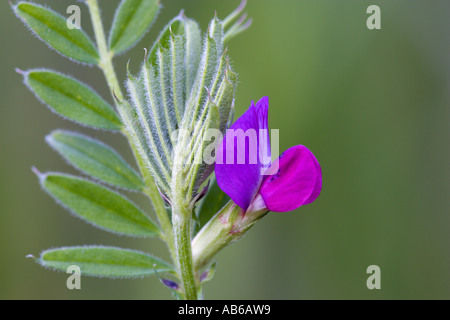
{"left": 259, "top": 145, "right": 322, "bottom": 212}
{"left": 215, "top": 97, "right": 270, "bottom": 211}
{"left": 254, "top": 97, "right": 271, "bottom": 161}
{"left": 303, "top": 152, "right": 322, "bottom": 205}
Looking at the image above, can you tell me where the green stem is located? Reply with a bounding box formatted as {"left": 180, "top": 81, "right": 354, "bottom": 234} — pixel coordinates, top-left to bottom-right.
{"left": 192, "top": 199, "right": 268, "bottom": 270}
{"left": 192, "top": 201, "right": 241, "bottom": 270}
{"left": 173, "top": 208, "right": 197, "bottom": 300}
{"left": 86, "top": 0, "right": 176, "bottom": 262}
{"left": 86, "top": 0, "right": 123, "bottom": 100}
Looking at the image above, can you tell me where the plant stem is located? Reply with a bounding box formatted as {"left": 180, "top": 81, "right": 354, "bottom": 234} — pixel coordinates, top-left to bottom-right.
{"left": 86, "top": 0, "right": 122, "bottom": 100}
{"left": 192, "top": 201, "right": 241, "bottom": 270}
{"left": 173, "top": 208, "right": 198, "bottom": 300}
{"left": 192, "top": 198, "right": 268, "bottom": 270}
{"left": 86, "top": 0, "right": 176, "bottom": 262}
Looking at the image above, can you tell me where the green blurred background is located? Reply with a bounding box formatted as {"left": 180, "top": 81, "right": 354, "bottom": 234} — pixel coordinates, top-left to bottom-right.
{"left": 0, "top": 0, "right": 448, "bottom": 299}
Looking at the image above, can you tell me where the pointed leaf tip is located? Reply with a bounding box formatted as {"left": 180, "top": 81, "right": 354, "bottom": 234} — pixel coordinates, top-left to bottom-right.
{"left": 237, "top": 12, "right": 248, "bottom": 25}
{"left": 31, "top": 166, "right": 42, "bottom": 177}
{"left": 223, "top": 0, "right": 248, "bottom": 27}
{"left": 222, "top": 0, "right": 252, "bottom": 43}
{"left": 143, "top": 48, "right": 148, "bottom": 60}
{"left": 15, "top": 68, "right": 25, "bottom": 75}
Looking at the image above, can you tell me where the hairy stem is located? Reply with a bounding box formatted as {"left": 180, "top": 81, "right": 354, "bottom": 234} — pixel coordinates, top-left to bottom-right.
{"left": 192, "top": 198, "right": 268, "bottom": 270}
{"left": 86, "top": 0, "right": 122, "bottom": 100}
{"left": 192, "top": 201, "right": 241, "bottom": 270}
{"left": 86, "top": 0, "right": 176, "bottom": 263}
{"left": 173, "top": 208, "right": 198, "bottom": 300}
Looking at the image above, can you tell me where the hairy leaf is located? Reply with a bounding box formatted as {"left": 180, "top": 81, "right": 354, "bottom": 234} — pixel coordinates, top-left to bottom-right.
{"left": 47, "top": 130, "right": 144, "bottom": 191}
{"left": 175, "top": 17, "right": 237, "bottom": 203}
{"left": 147, "top": 13, "right": 201, "bottom": 96}
{"left": 37, "top": 172, "right": 160, "bottom": 237}
{"left": 37, "top": 246, "right": 175, "bottom": 278}
{"left": 121, "top": 14, "right": 239, "bottom": 205}
{"left": 120, "top": 13, "right": 202, "bottom": 197}
{"left": 109, "top": 0, "right": 161, "bottom": 54}
{"left": 13, "top": 2, "right": 99, "bottom": 64}
{"left": 23, "top": 69, "right": 121, "bottom": 130}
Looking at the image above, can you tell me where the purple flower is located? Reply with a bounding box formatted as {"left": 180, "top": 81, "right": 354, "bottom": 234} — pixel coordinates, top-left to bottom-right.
{"left": 215, "top": 97, "right": 322, "bottom": 212}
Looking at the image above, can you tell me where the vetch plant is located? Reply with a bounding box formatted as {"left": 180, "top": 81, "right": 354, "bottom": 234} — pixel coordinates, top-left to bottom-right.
{"left": 193, "top": 97, "right": 322, "bottom": 270}
{"left": 14, "top": 0, "right": 321, "bottom": 300}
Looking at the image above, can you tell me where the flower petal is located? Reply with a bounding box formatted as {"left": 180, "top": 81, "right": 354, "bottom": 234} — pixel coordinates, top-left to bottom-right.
{"left": 215, "top": 97, "right": 270, "bottom": 210}
{"left": 259, "top": 145, "right": 322, "bottom": 212}
{"left": 254, "top": 97, "right": 271, "bottom": 161}
{"left": 303, "top": 151, "right": 322, "bottom": 205}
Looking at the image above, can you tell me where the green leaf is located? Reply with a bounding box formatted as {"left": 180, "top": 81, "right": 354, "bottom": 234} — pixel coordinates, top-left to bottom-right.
{"left": 175, "top": 17, "right": 237, "bottom": 202}
{"left": 37, "top": 172, "right": 160, "bottom": 238}
{"left": 37, "top": 246, "right": 175, "bottom": 278}
{"left": 195, "top": 175, "right": 230, "bottom": 233}
{"left": 121, "top": 13, "right": 238, "bottom": 204}
{"left": 147, "top": 14, "right": 201, "bottom": 94}
{"left": 183, "top": 101, "right": 220, "bottom": 197}
{"left": 13, "top": 2, "right": 99, "bottom": 64}
{"left": 23, "top": 69, "right": 122, "bottom": 130}
{"left": 120, "top": 13, "right": 202, "bottom": 197}
{"left": 109, "top": 0, "right": 161, "bottom": 54}
{"left": 46, "top": 130, "right": 144, "bottom": 191}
